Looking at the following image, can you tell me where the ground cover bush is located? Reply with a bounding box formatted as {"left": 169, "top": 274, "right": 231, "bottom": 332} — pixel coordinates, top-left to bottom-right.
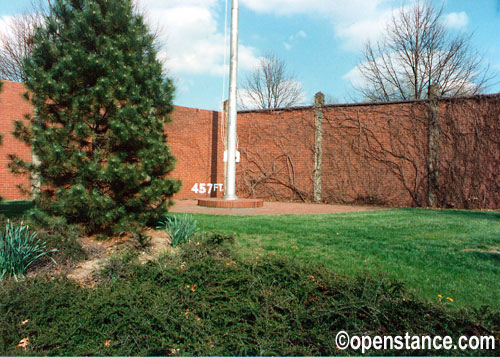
{"left": 1, "top": 233, "right": 498, "bottom": 355}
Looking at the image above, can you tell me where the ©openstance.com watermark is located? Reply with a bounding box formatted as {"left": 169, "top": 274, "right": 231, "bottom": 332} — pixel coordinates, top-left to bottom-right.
{"left": 335, "top": 331, "right": 496, "bottom": 354}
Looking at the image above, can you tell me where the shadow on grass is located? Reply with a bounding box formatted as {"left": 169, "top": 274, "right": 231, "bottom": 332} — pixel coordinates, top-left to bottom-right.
{"left": 466, "top": 250, "right": 500, "bottom": 264}
{"left": 401, "top": 207, "right": 500, "bottom": 222}
{"left": 0, "top": 200, "right": 34, "bottom": 218}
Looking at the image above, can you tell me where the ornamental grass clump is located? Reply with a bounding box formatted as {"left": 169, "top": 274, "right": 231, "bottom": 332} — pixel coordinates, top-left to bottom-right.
{"left": 0, "top": 221, "right": 56, "bottom": 280}
{"left": 157, "top": 214, "right": 199, "bottom": 247}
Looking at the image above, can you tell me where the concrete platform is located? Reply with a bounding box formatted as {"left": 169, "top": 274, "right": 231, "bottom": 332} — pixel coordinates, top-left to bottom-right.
{"left": 197, "top": 198, "right": 264, "bottom": 209}
{"left": 172, "top": 199, "right": 382, "bottom": 216}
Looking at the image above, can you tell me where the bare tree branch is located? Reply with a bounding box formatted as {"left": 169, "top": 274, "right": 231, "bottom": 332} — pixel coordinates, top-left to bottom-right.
{"left": 0, "top": 1, "right": 49, "bottom": 82}
{"left": 353, "top": 0, "right": 495, "bottom": 102}
{"left": 0, "top": 0, "right": 161, "bottom": 82}
{"left": 239, "top": 53, "right": 303, "bottom": 110}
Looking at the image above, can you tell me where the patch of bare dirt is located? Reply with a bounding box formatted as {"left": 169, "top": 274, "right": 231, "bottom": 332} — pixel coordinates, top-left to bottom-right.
{"left": 63, "top": 228, "right": 171, "bottom": 285}
{"left": 137, "top": 229, "right": 173, "bottom": 264}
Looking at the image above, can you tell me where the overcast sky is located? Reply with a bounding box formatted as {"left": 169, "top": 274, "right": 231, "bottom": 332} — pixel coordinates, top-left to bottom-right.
{"left": 1, "top": 0, "right": 499, "bottom": 110}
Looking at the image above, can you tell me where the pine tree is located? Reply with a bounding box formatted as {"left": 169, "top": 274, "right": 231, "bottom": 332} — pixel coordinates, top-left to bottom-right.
{"left": 0, "top": 80, "right": 3, "bottom": 201}
{"left": 11, "top": 0, "right": 181, "bottom": 233}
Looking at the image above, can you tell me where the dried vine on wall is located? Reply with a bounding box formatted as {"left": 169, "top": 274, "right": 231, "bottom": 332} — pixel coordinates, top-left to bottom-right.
{"left": 236, "top": 110, "right": 315, "bottom": 201}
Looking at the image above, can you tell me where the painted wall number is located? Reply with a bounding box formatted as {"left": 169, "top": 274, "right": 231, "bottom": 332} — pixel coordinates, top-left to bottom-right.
{"left": 191, "top": 183, "right": 224, "bottom": 194}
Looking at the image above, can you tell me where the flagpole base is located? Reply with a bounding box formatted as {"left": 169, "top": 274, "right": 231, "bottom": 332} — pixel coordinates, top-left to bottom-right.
{"left": 222, "top": 194, "right": 238, "bottom": 201}
{"left": 198, "top": 198, "right": 264, "bottom": 209}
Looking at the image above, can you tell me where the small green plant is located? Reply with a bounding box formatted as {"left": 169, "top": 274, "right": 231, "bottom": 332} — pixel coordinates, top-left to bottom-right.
{"left": 157, "top": 214, "right": 199, "bottom": 247}
{"left": 0, "top": 221, "right": 56, "bottom": 280}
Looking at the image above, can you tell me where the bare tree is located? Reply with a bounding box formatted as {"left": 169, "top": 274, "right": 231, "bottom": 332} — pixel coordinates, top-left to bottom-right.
{"left": 0, "top": 1, "right": 163, "bottom": 83}
{"left": 239, "top": 53, "right": 304, "bottom": 110}
{"left": 0, "top": 1, "right": 48, "bottom": 82}
{"left": 353, "top": 0, "right": 494, "bottom": 102}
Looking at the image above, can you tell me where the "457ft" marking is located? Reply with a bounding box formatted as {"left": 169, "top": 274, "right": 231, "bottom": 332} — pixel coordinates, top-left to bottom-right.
{"left": 191, "top": 183, "right": 224, "bottom": 194}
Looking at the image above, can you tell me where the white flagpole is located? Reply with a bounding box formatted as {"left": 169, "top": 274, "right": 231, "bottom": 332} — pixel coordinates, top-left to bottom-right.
{"left": 224, "top": 0, "right": 239, "bottom": 200}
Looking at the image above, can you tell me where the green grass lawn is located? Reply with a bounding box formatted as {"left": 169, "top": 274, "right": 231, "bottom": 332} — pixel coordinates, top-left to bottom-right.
{"left": 191, "top": 209, "right": 500, "bottom": 310}
{"left": 1, "top": 202, "right": 499, "bottom": 354}
{"left": 2, "top": 201, "right": 499, "bottom": 309}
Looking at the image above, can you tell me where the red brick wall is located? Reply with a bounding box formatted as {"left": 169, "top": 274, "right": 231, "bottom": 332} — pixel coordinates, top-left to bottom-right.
{"left": 0, "top": 82, "right": 33, "bottom": 200}
{"left": 167, "top": 106, "right": 224, "bottom": 199}
{"left": 237, "top": 95, "right": 500, "bottom": 209}
{"left": 235, "top": 103, "right": 430, "bottom": 206}
{"left": 320, "top": 102, "right": 429, "bottom": 207}
{"left": 438, "top": 96, "right": 500, "bottom": 209}
{"left": 0, "top": 82, "right": 225, "bottom": 201}
{"left": 1, "top": 80, "right": 499, "bottom": 208}
{"left": 236, "top": 108, "right": 316, "bottom": 201}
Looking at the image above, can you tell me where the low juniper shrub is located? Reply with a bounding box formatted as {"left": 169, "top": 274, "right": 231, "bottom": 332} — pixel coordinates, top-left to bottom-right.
{"left": 97, "top": 249, "right": 139, "bottom": 281}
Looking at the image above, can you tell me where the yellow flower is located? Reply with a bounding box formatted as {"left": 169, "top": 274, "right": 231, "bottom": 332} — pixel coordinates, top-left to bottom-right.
{"left": 437, "top": 294, "right": 442, "bottom": 298}
{"left": 446, "top": 297, "right": 454, "bottom": 302}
